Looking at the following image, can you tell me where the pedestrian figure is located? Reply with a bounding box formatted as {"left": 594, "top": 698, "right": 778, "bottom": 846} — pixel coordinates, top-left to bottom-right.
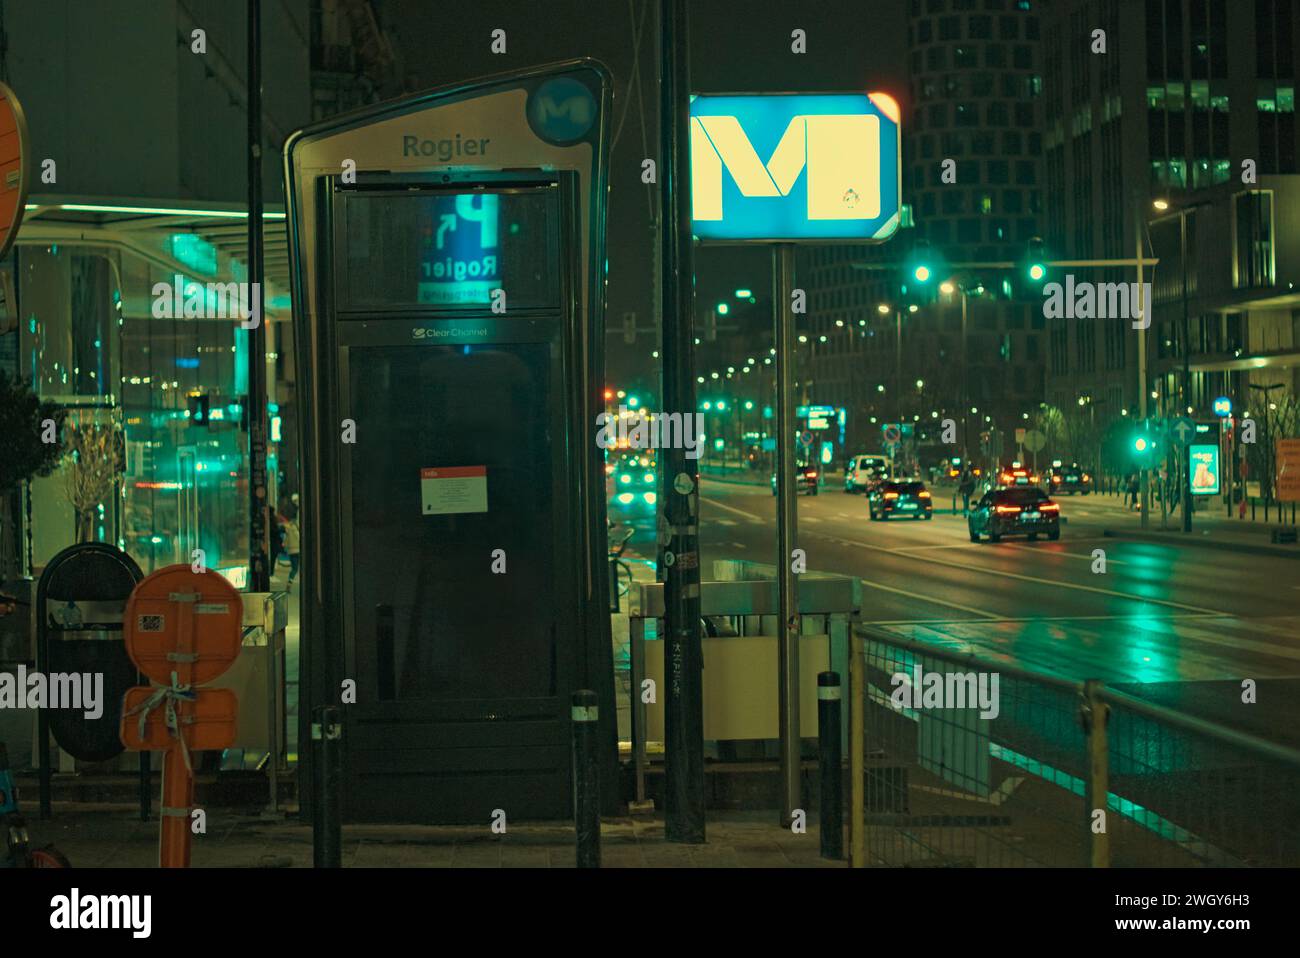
{"left": 283, "top": 514, "right": 300, "bottom": 588}
{"left": 958, "top": 467, "right": 975, "bottom": 515}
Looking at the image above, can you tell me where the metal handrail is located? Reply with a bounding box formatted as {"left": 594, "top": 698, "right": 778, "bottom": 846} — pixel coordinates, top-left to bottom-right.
{"left": 848, "top": 627, "right": 1300, "bottom": 868}
{"left": 1097, "top": 683, "right": 1300, "bottom": 769}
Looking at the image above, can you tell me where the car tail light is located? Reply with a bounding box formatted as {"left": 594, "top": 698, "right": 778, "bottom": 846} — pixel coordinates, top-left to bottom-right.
{"left": 1052, "top": 475, "right": 1061, "bottom": 483}
{"left": 994, "top": 505, "right": 1021, "bottom": 514}
{"left": 884, "top": 492, "right": 899, "bottom": 500}
{"left": 1039, "top": 503, "right": 1060, "bottom": 512}
{"left": 807, "top": 471, "right": 818, "bottom": 478}
{"left": 1082, "top": 474, "right": 1091, "bottom": 482}
{"left": 918, "top": 490, "right": 931, "bottom": 498}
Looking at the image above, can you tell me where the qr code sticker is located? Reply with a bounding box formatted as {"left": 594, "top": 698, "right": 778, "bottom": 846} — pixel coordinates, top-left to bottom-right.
{"left": 138, "top": 614, "right": 164, "bottom": 633}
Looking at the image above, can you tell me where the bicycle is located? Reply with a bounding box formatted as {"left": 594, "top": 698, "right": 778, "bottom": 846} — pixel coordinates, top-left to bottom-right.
{"left": 1, "top": 742, "right": 70, "bottom": 868}
{"left": 608, "top": 524, "right": 636, "bottom": 603}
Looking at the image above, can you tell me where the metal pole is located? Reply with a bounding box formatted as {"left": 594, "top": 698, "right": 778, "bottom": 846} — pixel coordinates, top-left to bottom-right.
{"left": 849, "top": 631, "right": 865, "bottom": 868}
{"left": 895, "top": 310, "right": 902, "bottom": 427}
{"left": 1083, "top": 680, "right": 1110, "bottom": 868}
{"left": 312, "top": 705, "right": 342, "bottom": 867}
{"left": 658, "top": 0, "right": 705, "bottom": 844}
{"left": 1136, "top": 199, "right": 1150, "bottom": 529}
{"left": 1181, "top": 211, "right": 1192, "bottom": 533}
{"left": 817, "top": 671, "right": 843, "bottom": 860}
{"left": 246, "top": 0, "right": 270, "bottom": 592}
{"left": 572, "top": 690, "right": 601, "bottom": 868}
{"left": 960, "top": 292, "right": 968, "bottom": 463}
{"left": 775, "top": 243, "right": 801, "bottom": 827}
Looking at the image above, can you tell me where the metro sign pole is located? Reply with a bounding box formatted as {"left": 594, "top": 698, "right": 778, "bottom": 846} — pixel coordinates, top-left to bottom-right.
{"left": 659, "top": 0, "right": 705, "bottom": 844}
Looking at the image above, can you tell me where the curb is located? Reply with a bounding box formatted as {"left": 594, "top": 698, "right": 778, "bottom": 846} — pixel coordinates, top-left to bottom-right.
{"left": 1102, "top": 528, "right": 1300, "bottom": 560}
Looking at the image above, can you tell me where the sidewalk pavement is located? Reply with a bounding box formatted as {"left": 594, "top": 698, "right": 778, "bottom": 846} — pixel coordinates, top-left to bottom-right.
{"left": 1099, "top": 497, "right": 1300, "bottom": 559}
{"left": 31, "top": 804, "right": 846, "bottom": 868}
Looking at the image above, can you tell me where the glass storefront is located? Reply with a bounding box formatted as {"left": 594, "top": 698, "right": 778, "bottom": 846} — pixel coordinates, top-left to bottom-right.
{"left": 3, "top": 234, "right": 282, "bottom": 581}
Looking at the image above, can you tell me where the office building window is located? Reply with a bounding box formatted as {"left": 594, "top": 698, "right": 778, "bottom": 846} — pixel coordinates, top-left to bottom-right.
{"left": 1234, "top": 190, "right": 1275, "bottom": 288}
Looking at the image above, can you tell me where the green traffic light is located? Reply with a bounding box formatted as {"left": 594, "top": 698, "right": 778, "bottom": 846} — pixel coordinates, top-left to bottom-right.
{"left": 1028, "top": 263, "right": 1046, "bottom": 282}
{"left": 1134, "top": 437, "right": 1148, "bottom": 453}
{"left": 913, "top": 265, "right": 931, "bottom": 283}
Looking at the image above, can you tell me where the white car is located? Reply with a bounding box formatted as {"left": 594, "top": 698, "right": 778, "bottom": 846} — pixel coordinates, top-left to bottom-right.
{"left": 844, "top": 455, "right": 891, "bottom": 493}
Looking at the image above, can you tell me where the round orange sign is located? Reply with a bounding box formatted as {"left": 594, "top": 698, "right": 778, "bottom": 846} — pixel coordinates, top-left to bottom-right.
{"left": 124, "top": 565, "right": 242, "bottom": 686}
{"left": 0, "top": 81, "right": 30, "bottom": 261}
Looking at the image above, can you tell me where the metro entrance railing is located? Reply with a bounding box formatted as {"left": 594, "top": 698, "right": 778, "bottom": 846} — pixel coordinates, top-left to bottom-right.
{"left": 849, "top": 629, "right": 1300, "bottom": 867}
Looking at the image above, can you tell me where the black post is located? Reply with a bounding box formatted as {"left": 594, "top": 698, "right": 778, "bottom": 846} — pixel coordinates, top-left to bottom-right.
{"left": 246, "top": 0, "right": 270, "bottom": 592}
{"left": 139, "top": 751, "right": 151, "bottom": 821}
{"left": 312, "top": 705, "right": 342, "bottom": 867}
{"left": 1180, "top": 211, "right": 1192, "bottom": 534}
{"left": 572, "top": 690, "right": 601, "bottom": 868}
{"left": 818, "top": 671, "right": 843, "bottom": 860}
{"left": 35, "top": 622, "right": 50, "bottom": 819}
{"left": 658, "top": 0, "right": 705, "bottom": 843}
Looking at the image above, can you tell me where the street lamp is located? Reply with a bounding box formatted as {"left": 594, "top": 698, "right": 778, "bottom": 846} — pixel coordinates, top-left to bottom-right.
{"left": 1150, "top": 196, "right": 1212, "bottom": 533}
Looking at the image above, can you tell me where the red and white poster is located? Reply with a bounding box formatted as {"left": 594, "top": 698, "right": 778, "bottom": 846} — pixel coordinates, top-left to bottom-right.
{"left": 420, "top": 466, "right": 488, "bottom": 515}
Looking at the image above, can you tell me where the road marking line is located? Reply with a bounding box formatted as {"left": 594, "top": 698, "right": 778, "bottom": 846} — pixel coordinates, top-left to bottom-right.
{"left": 857, "top": 579, "right": 1001, "bottom": 619}
{"left": 997, "top": 543, "right": 1129, "bottom": 564}
{"left": 700, "top": 496, "right": 765, "bottom": 522}
{"left": 1168, "top": 622, "right": 1300, "bottom": 662}
{"left": 892, "top": 544, "right": 984, "bottom": 552}
{"left": 863, "top": 613, "right": 1219, "bottom": 625}
{"left": 812, "top": 531, "right": 1231, "bottom": 616}
{"left": 713, "top": 518, "right": 736, "bottom": 526}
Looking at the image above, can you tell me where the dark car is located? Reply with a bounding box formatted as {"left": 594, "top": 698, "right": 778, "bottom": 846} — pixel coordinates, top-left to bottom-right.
{"left": 968, "top": 487, "right": 1060, "bottom": 542}
{"left": 772, "top": 464, "right": 820, "bottom": 496}
{"left": 1046, "top": 462, "right": 1092, "bottom": 495}
{"left": 868, "top": 480, "right": 933, "bottom": 520}
{"left": 995, "top": 464, "right": 1040, "bottom": 489}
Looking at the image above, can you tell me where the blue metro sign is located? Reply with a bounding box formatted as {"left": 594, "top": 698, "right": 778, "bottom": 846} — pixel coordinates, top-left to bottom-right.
{"left": 689, "top": 92, "right": 901, "bottom": 243}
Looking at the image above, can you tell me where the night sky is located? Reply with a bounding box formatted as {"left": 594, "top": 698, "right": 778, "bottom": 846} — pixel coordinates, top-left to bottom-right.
{"left": 385, "top": 0, "right": 910, "bottom": 387}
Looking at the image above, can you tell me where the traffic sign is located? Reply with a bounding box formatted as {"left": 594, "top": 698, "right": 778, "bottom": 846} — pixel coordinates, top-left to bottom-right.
{"left": 121, "top": 686, "right": 238, "bottom": 752}
{"left": 120, "top": 565, "right": 243, "bottom": 869}
{"left": 124, "top": 565, "right": 242, "bottom": 686}
{"left": 1171, "top": 417, "right": 1197, "bottom": 447}
{"left": 1014, "top": 428, "right": 1026, "bottom": 445}
{"left": 1213, "top": 396, "right": 1232, "bottom": 417}
{"left": 798, "top": 430, "right": 813, "bottom": 447}
{"left": 689, "top": 92, "right": 901, "bottom": 242}
{"left": 1022, "top": 430, "right": 1046, "bottom": 452}
{"left": 0, "top": 81, "right": 30, "bottom": 261}
{"left": 882, "top": 423, "right": 901, "bottom": 443}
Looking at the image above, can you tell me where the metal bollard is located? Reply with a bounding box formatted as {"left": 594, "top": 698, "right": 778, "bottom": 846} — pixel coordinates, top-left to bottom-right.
{"left": 572, "top": 690, "right": 601, "bottom": 868}
{"left": 312, "top": 705, "right": 342, "bottom": 868}
{"left": 817, "top": 671, "right": 843, "bottom": 860}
